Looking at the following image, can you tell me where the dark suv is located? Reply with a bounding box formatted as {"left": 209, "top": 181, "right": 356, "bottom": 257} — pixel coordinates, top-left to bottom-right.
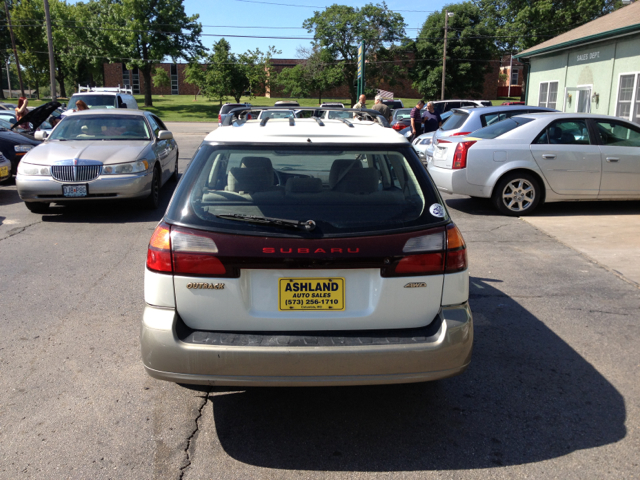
{"left": 218, "top": 103, "right": 252, "bottom": 126}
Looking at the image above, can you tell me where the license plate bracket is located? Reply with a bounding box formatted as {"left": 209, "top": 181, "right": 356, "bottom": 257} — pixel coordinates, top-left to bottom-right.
{"left": 62, "top": 184, "right": 88, "bottom": 197}
{"left": 279, "top": 277, "right": 345, "bottom": 311}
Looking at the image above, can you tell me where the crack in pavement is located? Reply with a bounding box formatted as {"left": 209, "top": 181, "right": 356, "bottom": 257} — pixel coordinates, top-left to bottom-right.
{"left": 0, "top": 220, "right": 42, "bottom": 242}
{"left": 179, "top": 389, "right": 211, "bottom": 479}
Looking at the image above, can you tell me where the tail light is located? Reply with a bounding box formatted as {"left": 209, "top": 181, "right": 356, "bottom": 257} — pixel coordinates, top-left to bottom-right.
{"left": 146, "top": 223, "right": 229, "bottom": 276}
{"left": 218, "top": 114, "right": 221, "bottom": 124}
{"left": 450, "top": 131, "right": 471, "bottom": 136}
{"left": 383, "top": 223, "right": 467, "bottom": 277}
{"left": 392, "top": 123, "right": 404, "bottom": 131}
{"left": 452, "top": 141, "right": 476, "bottom": 169}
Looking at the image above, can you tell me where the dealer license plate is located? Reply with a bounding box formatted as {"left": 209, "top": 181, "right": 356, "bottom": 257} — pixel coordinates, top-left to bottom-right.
{"left": 0, "top": 165, "right": 8, "bottom": 178}
{"left": 62, "top": 184, "right": 88, "bottom": 197}
{"left": 279, "top": 277, "right": 345, "bottom": 311}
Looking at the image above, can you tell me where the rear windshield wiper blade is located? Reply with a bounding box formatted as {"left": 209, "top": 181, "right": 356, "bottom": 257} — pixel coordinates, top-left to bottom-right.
{"left": 215, "top": 213, "right": 316, "bottom": 231}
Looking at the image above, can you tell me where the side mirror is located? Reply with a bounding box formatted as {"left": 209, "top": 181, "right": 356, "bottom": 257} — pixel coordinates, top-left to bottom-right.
{"left": 34, "top": 131, "right": 48, "bottom": 140}
{"left": 157, "top": 130, "right": 173, "bottom": 140}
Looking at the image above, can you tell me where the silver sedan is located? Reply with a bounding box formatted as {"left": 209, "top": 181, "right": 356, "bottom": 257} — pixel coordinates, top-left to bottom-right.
{"left": 427, "top": 112, "right": 640, "bottom": 215}
{"left": 16, "top": 110, "right": 178, "bottom": 213}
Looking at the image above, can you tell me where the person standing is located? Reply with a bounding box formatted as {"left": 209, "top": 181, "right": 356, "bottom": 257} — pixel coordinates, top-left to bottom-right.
{"left": 422, "top": 101, "right": 442, "bottom": 134}
{"left": 353, "top": 94, "right": 366, "bottom": 109}
{"left": 15, "top": 97, "right": 29, "bottom": 128}
{"left": 410, "top": 99, "right": 425, "bottom": 140}
{"left": 371, "top": 95, "right": 392, "bottom": 123}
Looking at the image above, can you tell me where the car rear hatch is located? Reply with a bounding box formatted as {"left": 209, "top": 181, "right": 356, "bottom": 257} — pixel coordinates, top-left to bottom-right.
{"left": 151, "top": 143, "right": 465, "bottom": 332}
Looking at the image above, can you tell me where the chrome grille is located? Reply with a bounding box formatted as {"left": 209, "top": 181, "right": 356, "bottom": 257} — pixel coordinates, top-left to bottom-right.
{"left": 51, "top": 165, "right": 101, "bottom": 182}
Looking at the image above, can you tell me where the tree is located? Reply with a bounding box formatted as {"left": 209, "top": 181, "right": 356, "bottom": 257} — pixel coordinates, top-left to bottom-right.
{"left": 412, "top": 2, "right": 498, "bottom": 100}
{"left": 476, "top": 0, "right": 623, "bottom": 52}
{"left": 303, "top": 3, "right": 407, "bottom": 106}
{"left": 152, "top": 66, "right": 170, "bottom": 95}
{"left": 275, "top": 46, "right": 342, "bottom": 103}
{"left": 122, "top": 0, "right": 204, "bottom": 106}
{"left": 185, "top": 38, "right": 280, "bottom": 105}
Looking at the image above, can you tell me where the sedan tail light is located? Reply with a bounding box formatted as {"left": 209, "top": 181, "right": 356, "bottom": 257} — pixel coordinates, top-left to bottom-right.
{"left": 450, "top": 131, "right": 471, "bottom": 136}
{"left": 392, "top": 123, "right": 405, "bottom": 131}
{"left": 452, "top": 141, "right": 477, "bottom": 169}
{"left": 218, "top": 114, "right": 221, "bottom": 124}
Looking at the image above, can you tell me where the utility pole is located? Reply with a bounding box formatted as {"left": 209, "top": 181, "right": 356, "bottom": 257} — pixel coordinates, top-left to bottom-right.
{"left": 441, "top": 10, "right": 453, "bottom": 101}
{"left": 4, "top": 0, "right": 24, "bottom": 97}
{"left": 43, "top": 0, "right": 57, "bottom": 101}
{"left": 507, "top": 52, "right": 513, "bottom": 98}
{"left": 5, "top": 59, "right": 11, "bottom": 97}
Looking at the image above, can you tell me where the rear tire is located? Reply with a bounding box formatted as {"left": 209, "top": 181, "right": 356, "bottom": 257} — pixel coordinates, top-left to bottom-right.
{"left": 143, "top": 166, "right": 161, "bottom": 209}
{"left": 25, "top": 202, "right": 50, "bottom": 214}
{"left": 492, "top": 171, "right": 541, "bottom": 216}
{"left": 170, "top": 149, "right": 179, "bottom": 182}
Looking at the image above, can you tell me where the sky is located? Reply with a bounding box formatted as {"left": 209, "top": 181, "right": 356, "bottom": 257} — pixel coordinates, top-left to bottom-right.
{"left": 182, "top": 0, "right": 455, "bottom": 59}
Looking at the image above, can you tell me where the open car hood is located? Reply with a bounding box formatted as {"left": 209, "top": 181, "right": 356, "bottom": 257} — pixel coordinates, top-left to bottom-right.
{"left": 11, "top": 101, "right": 61, "bottom": 132}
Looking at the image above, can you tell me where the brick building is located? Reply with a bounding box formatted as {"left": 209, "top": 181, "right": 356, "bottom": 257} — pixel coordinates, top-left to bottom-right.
{"left": 103, "top": 58, "right": 502, "bottom": 100}
{"left": 497, "top": 55, "right": 525, "bottom": 97}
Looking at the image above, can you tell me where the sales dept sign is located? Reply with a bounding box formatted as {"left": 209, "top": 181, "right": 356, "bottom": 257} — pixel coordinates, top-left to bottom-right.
{"left": 279, "top": 278, "right": 345, "bottom": 311}
{"left": 577, "top": 51, "right": 599, "bottom": 62}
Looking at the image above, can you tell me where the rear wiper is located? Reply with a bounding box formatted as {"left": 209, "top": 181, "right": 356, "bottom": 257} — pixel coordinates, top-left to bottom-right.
{"left": 215, "top": 213, "right": 316, "bottom": 231}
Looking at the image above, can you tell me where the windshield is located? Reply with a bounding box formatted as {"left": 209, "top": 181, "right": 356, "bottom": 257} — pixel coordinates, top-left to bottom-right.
{"left": 441, "top": 112, "right": 469, "bottom": 131}
{"left": 48, "top": 115, "right": 151, "bottom": 141}
{"left": 70, "top": 95, "right": 116, "bottom": 109}
{"left": 260, "top": 110, "right": 294, "bottom": 119}
{"left": 167, "top": 145, "right": 447, "bottom": 237}
{"left": 471, "top": 117, "right": 534, "bottom": 139}
{"left": 393, "top": 109, "right": 412, "bottom": 120}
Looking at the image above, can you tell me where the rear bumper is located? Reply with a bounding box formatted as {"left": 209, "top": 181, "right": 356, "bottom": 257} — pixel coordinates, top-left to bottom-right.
{"left": 140, "top": 303, "right": 473, "bottom": 386}
{"left": 427, "top": 165, "right": 491, "bottom": 197}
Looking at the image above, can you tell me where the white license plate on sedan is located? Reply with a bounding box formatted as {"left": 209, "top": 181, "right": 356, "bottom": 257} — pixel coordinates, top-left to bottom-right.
{"left": 62, "top": 185, "right": 88, "bottom": 197}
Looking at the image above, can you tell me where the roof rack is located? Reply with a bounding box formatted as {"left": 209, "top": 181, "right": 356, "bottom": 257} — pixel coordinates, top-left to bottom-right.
{"left": 77, "top": 84, "right": 133, "bottom": 94}
{"left": 224, "top": 106, "right": 390, "bottom": 128}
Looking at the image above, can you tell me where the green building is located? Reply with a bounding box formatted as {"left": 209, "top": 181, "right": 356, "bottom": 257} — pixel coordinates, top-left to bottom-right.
{"left": 516, "top": 1, "right": 640, "bottom": 124}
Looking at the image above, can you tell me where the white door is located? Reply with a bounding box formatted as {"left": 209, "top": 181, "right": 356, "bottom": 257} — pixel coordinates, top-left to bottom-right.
{"left": 577, "top": 87, "right": 591, "bottom": 113}
{"left": 594, "top": 119, "right": 640, "bottom": 197}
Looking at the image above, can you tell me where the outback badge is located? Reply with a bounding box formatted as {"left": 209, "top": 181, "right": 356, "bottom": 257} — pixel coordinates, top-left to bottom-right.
{"left": 186, "top": 282, "right": 225, "bottom": 290}
{"left": 404, "top": 282, "right": 427, "bottom": 288}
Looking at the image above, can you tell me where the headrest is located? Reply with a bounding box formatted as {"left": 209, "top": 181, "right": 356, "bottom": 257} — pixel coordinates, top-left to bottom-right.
{"left": 548, "top": 126, "right": 562, "bottom": 139}
{"left": 329, "top": 159, "right": 362, "bottom": 188}
{"left": 285, "top": 177, "right": 323, "bottom": 194}
{"left": 332, "top": 168, "right": 380, "bottom": 194}
{"left": 227, "top": 167, "right": 272, "bottom": 193}
{"left": 241, "top": 156, "right": 273, "bottom": 172}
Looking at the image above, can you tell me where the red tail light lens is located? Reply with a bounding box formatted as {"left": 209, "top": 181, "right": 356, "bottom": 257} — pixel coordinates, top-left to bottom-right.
{"left": 392, "top": 123, "right": 404, "bottom": 131}
{"left": 452, "top": 141, "right": 477, "bottom": 169}
{"left": 445, "top": 224, "right": 467, "bottom": 273}
{"left": 384, "top": 224, "right": 467, "bottom": 277}
{"left": 171, "top": 228, "right": 226, "bottom": 276}
{"left": 218, "top": 114, "right": 221, "bottom": 123}
{"left": 147, "top": 222, "right": 172, "bottom": 272}
{"left": 451, "top": 131, "right": 471, "bottom": 136}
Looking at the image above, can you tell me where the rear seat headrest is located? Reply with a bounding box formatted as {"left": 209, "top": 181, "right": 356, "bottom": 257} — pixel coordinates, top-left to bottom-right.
{"left": 240, "top": 156, "right": 274, "bottom": 185}
{"left": 228, "top": 167, "right": 272, "bottom": 193}
{"left": 329, "top": 159, "right": 362, "bottom": 188}
{"left": 332, "top": 168, "right": 380, "bottom": 194}
{"left": 285, "top": 177, "right": 323, "bottom": 194}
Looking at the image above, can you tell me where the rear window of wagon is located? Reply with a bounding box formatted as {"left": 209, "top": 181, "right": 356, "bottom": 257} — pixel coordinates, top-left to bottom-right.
{"left": 166, "top": 145, "right": 448, "bottom": 237}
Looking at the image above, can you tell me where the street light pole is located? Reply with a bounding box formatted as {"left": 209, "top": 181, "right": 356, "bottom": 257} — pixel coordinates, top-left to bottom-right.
{"left": 43, "top": 0, "right": 57, "bottom": 101}
{"left": 4, "top": 0, "right": 25, "bottom": 97}
{"left": 441, "top": 10, "right": 453, "bottom": 101}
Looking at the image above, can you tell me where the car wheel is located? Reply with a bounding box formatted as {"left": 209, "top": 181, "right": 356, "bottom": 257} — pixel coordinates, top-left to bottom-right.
{"left": 25, "top": 202, "right": 50, "bottom": 214}
{"left": 171, "top": 149, "right": 179, "bottom": 182}
{"left": 143, "top": 166, "right": 161, "bottom": 209}
{"left": 492, "top": 172, "right": 541, "bottom": 216}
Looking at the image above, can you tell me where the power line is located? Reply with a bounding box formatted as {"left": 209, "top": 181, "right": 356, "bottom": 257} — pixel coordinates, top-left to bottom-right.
{"left": 232, "top": 0, "right": 437, "bottom": 13}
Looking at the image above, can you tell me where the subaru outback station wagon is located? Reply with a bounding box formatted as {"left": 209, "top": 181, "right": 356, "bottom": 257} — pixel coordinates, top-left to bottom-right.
{"left": 141, "top": 107, "right": 473, "bottom": 386}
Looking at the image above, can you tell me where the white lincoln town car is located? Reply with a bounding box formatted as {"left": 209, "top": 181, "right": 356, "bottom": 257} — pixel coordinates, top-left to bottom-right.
{"left": 16, "top": 109, "right": 178, "bottom": 213}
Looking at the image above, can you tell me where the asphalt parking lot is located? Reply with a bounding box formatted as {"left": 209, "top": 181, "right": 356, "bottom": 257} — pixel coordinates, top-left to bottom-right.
{"left": 0, "top": 123, "right": 638, "bottom": 479}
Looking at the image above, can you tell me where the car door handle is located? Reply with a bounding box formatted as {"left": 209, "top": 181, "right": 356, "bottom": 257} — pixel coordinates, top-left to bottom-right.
{"left": 542, "top": 154, "right": 556, "bottom": 159}
{"left": 606, "top": 157, "right": 619, "bottom": 163}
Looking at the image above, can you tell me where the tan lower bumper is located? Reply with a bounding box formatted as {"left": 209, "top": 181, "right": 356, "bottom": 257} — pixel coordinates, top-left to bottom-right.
{"left": 140, "top": 303, "right": 473, "bottom": 387}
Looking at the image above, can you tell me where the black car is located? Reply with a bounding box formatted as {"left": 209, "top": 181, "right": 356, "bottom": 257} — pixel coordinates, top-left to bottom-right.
{"left": 0, "top": 101, "right": 60, "bottom": 176}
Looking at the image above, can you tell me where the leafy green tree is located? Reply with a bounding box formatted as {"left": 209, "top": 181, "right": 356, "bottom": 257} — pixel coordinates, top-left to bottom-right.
{"left": 122, "top": 0, "right": 204, "bottom": 106}
{"left": 152, "top": 66, "right": 170, "bottom": 93}
{"left": 184, "top": 60, "right": 206, "bottom": 101}
{"left": 476, "top": 0, "right": 623, "bottom": 52}
{"left": 275, "top": 46, "right": 342, "bottom": 103}
{"left": 413, "top": 2, "right": 498, "bottom": 100}
{"left": 303, "top": 3, "right": 407, "bottom": 106}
